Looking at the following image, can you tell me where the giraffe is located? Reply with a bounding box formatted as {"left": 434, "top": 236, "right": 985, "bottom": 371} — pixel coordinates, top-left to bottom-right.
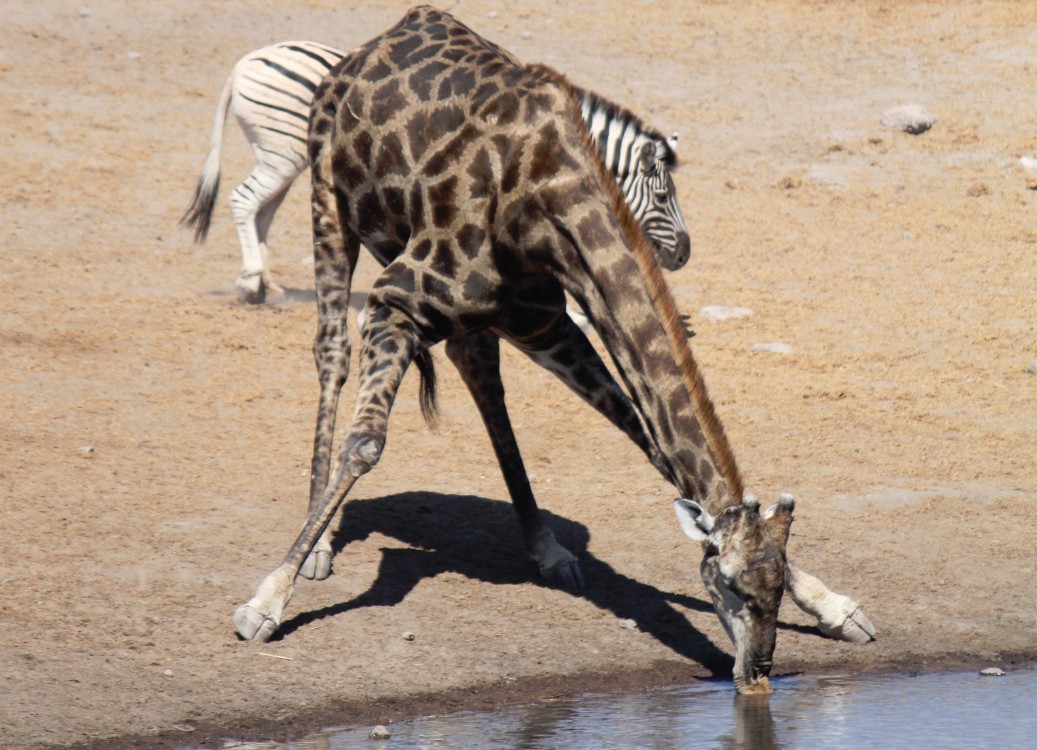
{"left": 233, "top": 6, "right": 874, "bottom": 694}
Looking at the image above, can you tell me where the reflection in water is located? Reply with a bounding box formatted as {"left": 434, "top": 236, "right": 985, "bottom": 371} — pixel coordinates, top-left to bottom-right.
{"left": 217, "top": 668, "right": 1037, "bottom": 750}
{"left": 723, "top": 695, "right": 778, "bottom": 750}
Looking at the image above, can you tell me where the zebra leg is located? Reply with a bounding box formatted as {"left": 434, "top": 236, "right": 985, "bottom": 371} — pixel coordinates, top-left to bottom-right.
{"left": 299, "top": 182, "right": 361, "bottom": 582}
{"left": 229, "top": 162, "right": 301, "bottom": 304}
{"left": 252, "top": 186, "right": 291, "bottom": 303}
{"left": 445, "top": 332, "right": 583, "bottom": 589}
{"left": 234, "top": 292, "right": 423, "bottom": 642}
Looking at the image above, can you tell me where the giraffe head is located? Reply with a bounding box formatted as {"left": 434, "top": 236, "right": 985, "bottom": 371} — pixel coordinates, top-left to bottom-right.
{"left": 636, "top": 134, "right": 690, "bottom": 271}
{"left": 673, "top": 493, "right": 795, "bottom": 694}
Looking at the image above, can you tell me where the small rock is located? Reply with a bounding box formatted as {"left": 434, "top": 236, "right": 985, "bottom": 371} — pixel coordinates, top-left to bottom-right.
{"left": 369, "top": 725, "right": 392, "bottom": 740}
{"left": 79, "top": 445, "right": 95, "bottom": 457}
{"left": 127, "top": 51, "right": 142, "bottom": 60}
{"left": 618, "top": 618, "right": 638, "bottom": 630}
{"left": 521, "top": 31, "right": 532, "bottom": 39}
{"left": 980, "top": 667, "right": 1005, "bottom": 677}
{"left": 300, "top": 255, "right": 314, "bottom": 267}
{"left": 402, "top": 631, "right": 415, "bottom": 641}
{"left": 751, "top": 342, "right": 794, "bottom": 354}
{"left": 1026, "top": 360, "right": 1037, "bottom": 375}
{"left": 1019, "top": 157, "right": 1037, "bottom": 189}
{"left": 700, "top": 305, "right": 753, "bottom": 323}
{"left": 163, "top": 669, "right": 173, "bottom": 677}
{"left": 880, "top": 104, "right": 935, "bottom": 135}
{"left": 486, "top": 10, "right": 498, "bottom": 18}
{"left": 77, "top": 7, "right": 91, "bottom": 18}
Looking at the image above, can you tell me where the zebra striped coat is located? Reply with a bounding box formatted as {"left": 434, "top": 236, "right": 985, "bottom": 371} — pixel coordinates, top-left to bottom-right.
{"left": 182, "top": 41, "right": 690, "bottom": 304}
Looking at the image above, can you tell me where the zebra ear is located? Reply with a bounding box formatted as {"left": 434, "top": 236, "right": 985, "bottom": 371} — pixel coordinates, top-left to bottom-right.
{"left": 639, "top": 141, "right": 657, "bottom": 173}
{"left": 668, "top": 132, "right": 679, "bottom": 152}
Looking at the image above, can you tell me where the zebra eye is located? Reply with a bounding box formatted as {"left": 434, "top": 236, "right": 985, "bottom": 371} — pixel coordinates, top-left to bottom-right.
{"left": 653, "top": 188, "right": 670, "bottom": 202}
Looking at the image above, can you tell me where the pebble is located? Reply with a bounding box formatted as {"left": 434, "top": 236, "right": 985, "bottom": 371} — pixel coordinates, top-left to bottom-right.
{"left": 699, "top": 305, "right": 753, "bottom": 323}
{"left": 980, "top": 667, "right": 1005, "bottom": 677}
{"left": 1026, "top": 360, "right": 1037, "bottom": 375}
{"left": 369, "top": 725, "right": 392, "bottom": 739}
{"left": 77, "top": 7, "right": 91, "bottom": 18}
{"left": 751, "top": 342, "right": 794, "bottom": 354}
{"left": 79, "top": 445, "right": 95, "bottom": 457}
{"left": 880, "top": 104, "right": 935, "bottom": 135}
{"left": 618, "top": 618, "right": 638, "bottom": 630}
{"left": 402, "top": 631, "right": 415, "bottom": 641}
{"left": 1019, "top": 157, "right": 1037, "bottom": 189}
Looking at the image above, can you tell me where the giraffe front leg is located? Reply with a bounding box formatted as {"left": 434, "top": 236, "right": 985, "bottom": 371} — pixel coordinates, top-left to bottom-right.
{"left": 786, "top": 564, "right": 876, "bottom": 643}
{"left": 298, "top": 205, "right": 361, "bottom": 581}
{"left": 445, "top": 333, "right": 583, "bottom": 590}
{"left": 235, "top": 295, "right": 421, "bottom": 641}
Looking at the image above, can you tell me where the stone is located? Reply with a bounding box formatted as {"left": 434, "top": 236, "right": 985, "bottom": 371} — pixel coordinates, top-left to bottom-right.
{"left": 752, "top": 342, "right": 794, "bottom": 354}
{"left": 369, "top": 725, "right": 392, "bottom": 739}
{"left": 1026, "top": 360, "right": 1037, "bottom": 375}
{"left": 618, "top": 618, "right": 638, "bottom": 630}
{"left": 880, "top": 104, "right": 935, "bottom": 135}
{"left": 980, "top": 667, "right": 1005, "bottom": 677}
{"left": 699, "top": 305, "right": 754, "bottom": 323}
{"left": 402, "top": 631, "right": 415, "bottom": 641}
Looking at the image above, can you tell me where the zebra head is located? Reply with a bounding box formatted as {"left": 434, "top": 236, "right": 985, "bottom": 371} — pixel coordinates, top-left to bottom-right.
{"left": 631, "top": 133, "right": 691, "bottom": 271}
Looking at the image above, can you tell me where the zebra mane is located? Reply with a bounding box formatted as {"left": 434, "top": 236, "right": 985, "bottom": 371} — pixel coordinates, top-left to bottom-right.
{"left": 574, "top": 86, "right": 678, "bottom": 168}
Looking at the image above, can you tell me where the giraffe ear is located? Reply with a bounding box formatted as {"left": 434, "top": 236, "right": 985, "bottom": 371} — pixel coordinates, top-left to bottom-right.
{"left": 639, "top": 140, "right": 657, "bottom": 173}
{"left": 674, "top": 498, "right": 714, "bottom": 541}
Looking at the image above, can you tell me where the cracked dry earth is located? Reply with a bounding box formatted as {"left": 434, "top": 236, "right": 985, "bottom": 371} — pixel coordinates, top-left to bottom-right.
{"left": 2, "top": 1, "right": 1036, "bottom": 748}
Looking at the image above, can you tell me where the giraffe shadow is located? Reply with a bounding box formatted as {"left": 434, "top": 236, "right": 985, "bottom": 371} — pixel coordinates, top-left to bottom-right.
{"left": 273, "top": 491, "right": 736, "bottom": 676}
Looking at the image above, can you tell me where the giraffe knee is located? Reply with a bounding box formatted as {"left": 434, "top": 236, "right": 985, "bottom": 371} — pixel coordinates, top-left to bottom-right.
{"left": 341, "top": 432, "right": 384, "bottom": 477}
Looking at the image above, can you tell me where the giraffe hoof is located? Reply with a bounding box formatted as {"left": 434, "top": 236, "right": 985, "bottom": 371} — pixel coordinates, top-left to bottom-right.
{"left": 233, "top": 602, "right": 280, "bottom": 642}
{"left": 540, "top": 559, "right": 585, "bottom": 590}
{"left": 819, "top": 606, "right": 876, "bottom": 643}
{"left": 300, "top": 550, "right": 332, "bottom": 581}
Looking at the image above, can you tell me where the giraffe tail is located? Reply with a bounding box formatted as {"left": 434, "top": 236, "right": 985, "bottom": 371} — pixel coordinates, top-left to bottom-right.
{"left": 414, "top": 349, "right": 439, "bottom": 427}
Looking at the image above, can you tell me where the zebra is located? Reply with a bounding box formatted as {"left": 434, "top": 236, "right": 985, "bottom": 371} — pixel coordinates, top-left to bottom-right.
{"left": 181, "top": 41, "right": 691, "bottom": 304}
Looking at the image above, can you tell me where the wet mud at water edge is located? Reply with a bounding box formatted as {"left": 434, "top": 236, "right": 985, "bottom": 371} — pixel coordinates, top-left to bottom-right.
{"left": 3, "top": 1, "right": 1037, "bottom": 748}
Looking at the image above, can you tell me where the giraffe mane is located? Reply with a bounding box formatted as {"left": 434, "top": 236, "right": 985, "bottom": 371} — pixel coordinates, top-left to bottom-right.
{"left": 529, "top": 63, "right": 744, "bottom": 505}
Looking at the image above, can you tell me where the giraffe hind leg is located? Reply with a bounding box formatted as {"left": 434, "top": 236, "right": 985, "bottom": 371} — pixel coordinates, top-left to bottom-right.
{"left": 445, "top": 332, "right": 583, "bottom": 589}
{"left": 234, "top": 295, "right": 425, "bottom": 641}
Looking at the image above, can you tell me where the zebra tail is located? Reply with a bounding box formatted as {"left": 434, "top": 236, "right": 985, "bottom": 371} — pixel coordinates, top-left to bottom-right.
{"left": 180, "top": 66, "right": 234, "bottom": 243}
{"left": 414, "top": 349, "right": 439, "bottom": 428}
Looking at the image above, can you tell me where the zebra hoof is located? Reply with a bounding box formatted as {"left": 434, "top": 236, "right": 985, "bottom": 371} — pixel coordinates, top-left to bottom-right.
{"left": 236, "top": 275, "right": 266, "bottom": 305}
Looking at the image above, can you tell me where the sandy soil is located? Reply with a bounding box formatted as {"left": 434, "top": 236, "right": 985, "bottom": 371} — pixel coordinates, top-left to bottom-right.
{"left": 3, "top": 1, "right": 1036, "bottom": 748}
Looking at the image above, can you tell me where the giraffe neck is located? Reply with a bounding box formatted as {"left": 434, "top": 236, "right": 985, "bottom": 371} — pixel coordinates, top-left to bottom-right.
{"left": 528, "top": 74, "right": 743, "bottom": 515}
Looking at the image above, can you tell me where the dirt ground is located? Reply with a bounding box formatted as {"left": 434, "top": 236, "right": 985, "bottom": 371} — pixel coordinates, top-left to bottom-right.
{"left": 2, "top": 1, "right": 1036, "bottom": 748}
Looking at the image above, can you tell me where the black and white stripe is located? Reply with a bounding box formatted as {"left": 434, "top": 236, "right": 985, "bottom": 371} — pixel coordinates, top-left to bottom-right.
{"left": 579, "top": 90, "right": 690, "bottom": 271}
{"left": 182, "top": 42, "right": 691, "bottom": 303}
{"left": 181, "top": 41, "right": 343, "bottom": 302}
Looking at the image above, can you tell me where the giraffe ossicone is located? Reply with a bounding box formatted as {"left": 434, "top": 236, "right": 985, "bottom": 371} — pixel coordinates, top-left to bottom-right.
{"left": 233, "top": 5, "right": 873, "bottom": 694}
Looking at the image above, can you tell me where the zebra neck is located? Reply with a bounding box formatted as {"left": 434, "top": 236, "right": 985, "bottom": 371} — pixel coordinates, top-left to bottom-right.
{"left": 577, "top": 91, "right": 657, "bottom": 185}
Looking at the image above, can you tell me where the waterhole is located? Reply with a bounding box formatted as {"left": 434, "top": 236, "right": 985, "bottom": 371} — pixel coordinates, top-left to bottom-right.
{"left": 217, "top": 667, "right": 1036, "bottom": 749}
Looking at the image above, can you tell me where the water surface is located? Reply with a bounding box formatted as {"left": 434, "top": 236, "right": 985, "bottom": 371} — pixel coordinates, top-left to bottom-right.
{"left": 219, "top": 667, "right": 1036, "bottom": 750}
